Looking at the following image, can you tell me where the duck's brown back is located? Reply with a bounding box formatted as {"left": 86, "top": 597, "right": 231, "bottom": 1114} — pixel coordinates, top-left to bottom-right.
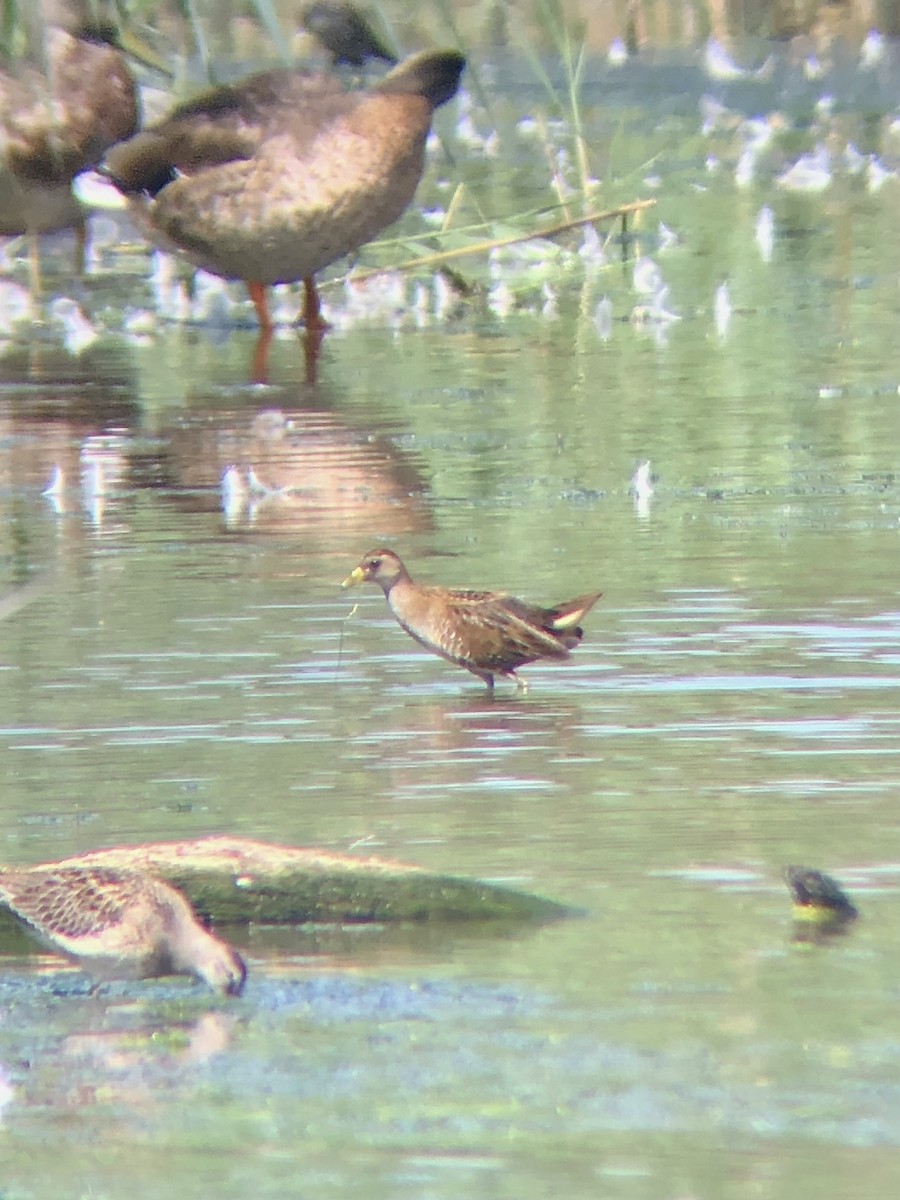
{"left": 145, "top": 88, "right": 435, "bottom": 285}
{"left": 105, "top": 48, "right": 465, "bottom": 286}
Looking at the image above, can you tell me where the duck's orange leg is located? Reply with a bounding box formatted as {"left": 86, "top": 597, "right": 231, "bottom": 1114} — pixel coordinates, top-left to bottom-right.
{"left": 247, "top": 281, "right": 273, "bottom": 330}
{"left": 251, "top": 326, "right": 274, "bottom": 384}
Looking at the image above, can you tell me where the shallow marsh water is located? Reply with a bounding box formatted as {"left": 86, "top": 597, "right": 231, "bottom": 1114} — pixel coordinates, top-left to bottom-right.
{"left": 1, "top": 35, "right": 900, "bottom": 1200}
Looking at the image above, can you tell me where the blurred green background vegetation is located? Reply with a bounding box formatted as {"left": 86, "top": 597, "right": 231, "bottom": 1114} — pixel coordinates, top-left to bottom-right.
{"left": 10, "top": 0, "right": 900, "bottom": 66}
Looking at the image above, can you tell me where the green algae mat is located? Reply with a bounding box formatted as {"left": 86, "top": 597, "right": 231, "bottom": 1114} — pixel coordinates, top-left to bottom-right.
{"left": 0, "top": 837, "right": 575, "bottom": 930}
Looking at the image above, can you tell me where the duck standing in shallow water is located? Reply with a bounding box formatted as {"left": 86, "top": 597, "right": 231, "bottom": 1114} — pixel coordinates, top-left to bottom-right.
{"left": 342, "top": 549, "right": 602, "bottom": 691}
{"left": 0, "top": 865, "right": 247, "bottom": 995}
{"left": 0, "top": 0, "right": 160, "bottom": 291}
{"left": 103, "top": 48, "right": 466, "bottom": 335}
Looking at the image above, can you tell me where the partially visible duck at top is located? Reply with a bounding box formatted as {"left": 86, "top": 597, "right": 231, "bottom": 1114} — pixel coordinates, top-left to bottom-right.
{"left": 300, "top": 2, "right": 397, "bottom": 68}
{"left": 0, "top": 0, "right": 163, "bottom": 291}
{"left": 103, "top": 47, "right": 466, "bottom": 333}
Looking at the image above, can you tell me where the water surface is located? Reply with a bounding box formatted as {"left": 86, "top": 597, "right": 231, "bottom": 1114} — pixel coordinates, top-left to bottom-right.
{"left": 1, "top": 32, "right": 900, "bottom": 1200}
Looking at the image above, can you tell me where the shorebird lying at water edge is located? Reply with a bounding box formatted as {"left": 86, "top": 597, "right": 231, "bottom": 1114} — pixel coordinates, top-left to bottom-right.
{"left": 0, "top": 866, "right": 247, "bottom": 995}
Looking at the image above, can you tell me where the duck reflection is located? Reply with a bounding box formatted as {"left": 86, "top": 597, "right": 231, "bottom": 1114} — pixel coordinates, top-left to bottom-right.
{"left": 162, "top": 404, "right": 433, "bottom": 539}
{"left": 0, "top": 341, "right": 138, "bottom": 532}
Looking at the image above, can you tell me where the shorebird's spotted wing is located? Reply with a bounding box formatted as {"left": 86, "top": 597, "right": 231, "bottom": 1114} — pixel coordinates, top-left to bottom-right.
{"left": 428, "top": 590, "right": 574, "bottom": 669}
{"left": 0, "top": 867, "right": 146, "bottom": 941}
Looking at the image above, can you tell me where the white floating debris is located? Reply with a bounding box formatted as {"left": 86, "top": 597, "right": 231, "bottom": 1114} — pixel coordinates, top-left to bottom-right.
{"left": 42, "top": 466, "right": 64, "bottom": 498}
{"left": 150, "top": 251, "right": 191, "bottom": 322}
{"left": 776, "top": 144, "right": 832, "bottom": 193}
{"left": 803, "top": 54, "right": 826, "bottom": 81}
{"left": 867, "top": 156, "right": 896, "bottom": 193}
{"left": 594, "top": 296, "right": 613, "bottom": 341}
{"left": 420, "top": 207, "right": 446, "bottom": 227}
{"left": 843, "top": 143, "right": 867, "bottom": 176}
{"left": 631, "top": 460, "right": 655, "bottom": 518}
{"left": 81, "top": 457, "right": 105, "bottom": 527}
{"left": 704, "top": 38, "right": 772, "bottom": 81}
{"left": 481, "top": 130, "right": 500, "bottom": 157}
{"left": 0, "top": 1063, "right": 15, "bottom": 1127}
{"left": 633, "top": 257, "right": 663, "bottom": 297}
{"left": 540, "top": 282, "right": 558, "bottom": 319}
{"left": 657, "top": 222, "right": 679, "bottom": 251}
{"left": 860, "top": 29, "right": 886, "bottom": 70}
{"left": 734, "top": 115, "right": 782, "bottom": 188}
{"left": 432, "top": 270, "right": 457, "bottom": 321}
{"left": 454, "top": 89, "right": 499, "bottom": 156}
{"left": 270, "top": 285, "right": 300, "bottom": 328}
{"left": 734, "top": 145, "right": 757, "bottom": 188}
{"left": 247, "top": 466, "right": 275, "bottom": 497}
{"left": 578, "top": 223, "right": 606, "bottom": 270}
{"left": 704, "top": 38, "right": 747, "bottom": 80}
{"left": 0, "top": 279, "right": 32, "bottom": 335}
{"left": 0, "top": 237, "right": 24, "bottom": 274}
{"left": 122, "top": 307, "right": 158, "bottom": 336}
{"left": 740, "top": 115, "right": 779, "bottom": 149}
{"left": 191, "top": 271, "right": 238, "bottom": 326}
{"left": 551, "top": 146, "right": 576, "bottom": 201}
{"left": 411, "top": 282, "right": 430, "bottom": 327}
{"left": 48, "top": 297, "right": 98, "bottom": 355}
{"left": 699, "top": 95, "right": 738, "bottom": 137}
{"left": 632, "top": 460, "right": 654, "bottom": 499}
{"left": 714, "top": 280, "right": 731, "bottom": 339}
{"left": 252, "top": 409, "right": 290, "bottom": 441}
{"left": 630, "top": 284, "right": 680, "bottom": 327}
{"left": 755, "top": 205, "right": 774, "bottom": 261}
{"left": 336, "top": 270, "right": 408, "bottom": 330}
{"left": 221, "top": 466, "right": 247, "bottom": 521}
{"left": 490, "top": 239, "right": 569, "bottom": 281}
{"left": 83, "top": 214, "right": 122, "bottom": 274}
{"left": 487, "top": 280, "right": 515, "bottom": 319}
{"left": 79, "top": 433, "right": 127, "bottom": 507}
{"left": 607, "top": 37, "right": 629, "bottom": 67}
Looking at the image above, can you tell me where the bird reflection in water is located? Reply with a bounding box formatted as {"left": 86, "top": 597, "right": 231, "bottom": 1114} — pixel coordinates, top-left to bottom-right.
{"left": 0, "top": 1011, "right": 238, "bottom": 1126}
{"left": 165, "top": 406, "right": 433, "bottom": 542}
